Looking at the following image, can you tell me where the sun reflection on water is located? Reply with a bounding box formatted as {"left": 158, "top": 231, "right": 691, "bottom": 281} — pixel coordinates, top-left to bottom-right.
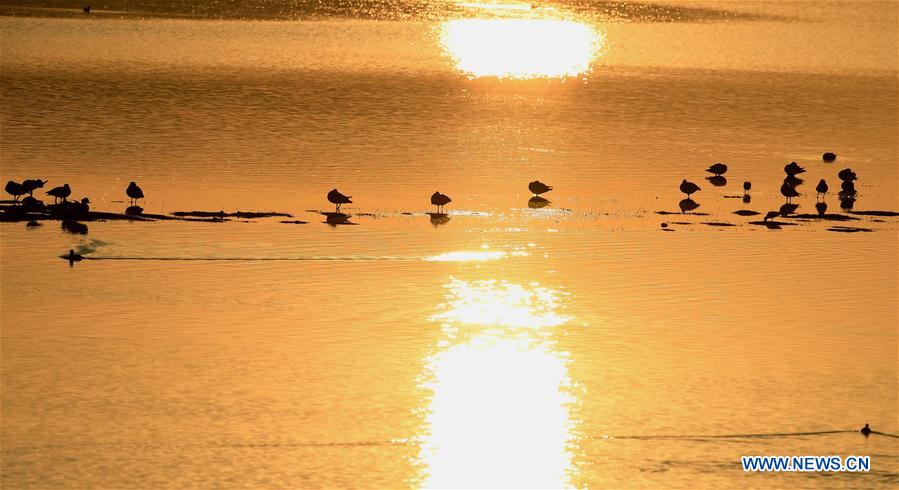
{"left": 439, "top": 17, "right": 603, "bottom": 79}
{"left": 419, "top": 278, "right": 578, "bottom": 488}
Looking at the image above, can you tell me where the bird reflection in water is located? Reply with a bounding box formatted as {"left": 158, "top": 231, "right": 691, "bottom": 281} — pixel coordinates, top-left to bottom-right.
{"left": 706, "top": 175, "right": 727, "bottom": 187}
{"left": 322, "top": 212, "right": 355, "bottom": 226}
{"left": 419, "top": 278, "right": 578, "bottom": 488}
{"left": 428, "top": 213, "right": 451, "bottom": 226}
{"left": 528, "top": 196, "right": 551, "bottom": 208}
{"left": 779, "top": 202, "right": 799, "bottom": 217}
{"left": 679, "top": 198, "right": 700, "bottom": 214}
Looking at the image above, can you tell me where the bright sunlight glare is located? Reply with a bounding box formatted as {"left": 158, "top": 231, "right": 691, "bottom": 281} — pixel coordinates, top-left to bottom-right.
{"left": 420, "top": 278, "right": 577, "bottom": 487}
{"left": 439, "top": 18, "right": 602, "bottom": 79}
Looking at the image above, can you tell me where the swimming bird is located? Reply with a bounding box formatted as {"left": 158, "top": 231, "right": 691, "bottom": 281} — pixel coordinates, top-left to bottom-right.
{"left": 528, "top": 180, "right": 552, "bottom": 196}
{"left": 816, "top": 179, "right": 828, "bottom": 196}
{"left": 126, "top": 181, "right": 144, "bottom": 206}
{"left": 46, "top": 183, "right": 71, "bottom": 203}
{"left": 743, "top": 181, "right": 751, "bottom": 194}
{"left": 706, "top": 163, "right": 728, "bottom": 176}
{"left": 763, "top": 211, "right": 780, "bottom": 222}
{"left": 5, "top": 181, "right": 26, "bottom": 202}
{"left": 822, "top": 152, "right": 836, "bottom": 162}
{"left": 430, "top": 191, "right": 451, "bottom": 213}
{"left": 860, "top": 424, "right": 871, "bottom": 436}
{"left": 22, "top": 179, "right": 47, "bottom": 196}
{"left": 67, "top": 249, "right": 83, "bottom": 266}
{"left": 679, "top": 179, "right": 700, "bottom": 197}
{"left": 327, "top": 188, "right": 352, "bottom": 213}
{"left": 838, "top": 168, "right": 857, "bottom": 182}
{"left": 784, "top": 161, "right": 805, "bottom": 176}
{"left": 780, "top": 182, "right": 799, "bottom": 203}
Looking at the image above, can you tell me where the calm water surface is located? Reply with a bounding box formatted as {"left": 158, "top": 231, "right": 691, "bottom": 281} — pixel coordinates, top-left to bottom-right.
{"left": 1, "top": 1, "right": 897, "bottom": 488}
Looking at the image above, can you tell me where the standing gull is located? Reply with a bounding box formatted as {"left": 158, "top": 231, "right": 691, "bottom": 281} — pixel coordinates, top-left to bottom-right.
{"left": 706, "top": 163, "right": 728, "bottom": 176}
{"left": 126, "top": 181, "right": 144, "bottom": 206}
{"left": 528, "top": 180, "right": 552, "bottom": 196}
{"left": 5, "top": 181, "right": 26, "bottom": 202}
{"left": 47, "top": 184, "right": 71, "bottom": 204}
{"left": 430, "top": 191, "right": 451, "bottom": 213}
{"left": 679, "top": 179, "right": 700, "bottom": 198}
{"left": 816, "top": 179, "right": 828, "bottom": 196}
{"left": 327, "top": 189, "right": 352, "bottom": 213}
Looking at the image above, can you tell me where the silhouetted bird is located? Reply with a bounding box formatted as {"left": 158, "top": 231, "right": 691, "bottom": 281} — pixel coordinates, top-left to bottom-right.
{"left": 815, "top": 201, "right": 827, "bottom": 216}
{"left": 22, "top": 179, "right": 47, "bottom": 196}
{"left": 126, "top": 181, "right": 144, "bottom": 206}
{"left": 743, "top": 181, "right": 751, "bottom": 194}
{"left": 841, "top": 180, "right": 856, "bottom": 195}
{"left": 5, "top": 181, "right": 25, "bottom": 202}
{"left": 780, "top": 182, "right": 799, "bottom": 202}
{"left": 763, "top": 211, "right": 780, "bottom": 222}
{"left": 784, "top": 161, "right": 805, "bottom": 176}
{"left": 706, "top": 163, "right": 728, "bottom": 176}
{"left": 816, "top": 179, "right": 828, "bottom": 196}
{"left": 678, "top": 198, "right": 700, "bottom": 214}
{"left": 47, "top": 183, "right": 71, "bottom": 203}
{"left": 528, "top": 180, "right": 552, "bottom": 196}
{"left": 430, "top": 191, "right": 451, "bottom": 213}
{"left": 860, "top": 424, "right": 871, "bottom": 437}
{"left": 327, "top": 188, "right": 352, "bottom": 213}
{"left": 83, "top": 5, "right": 91, "bottom": 14}
{"left": 783, "top": 175, "right": 804, "bottom": 187}
{"left": 679, "top": 179, "right": 700, "bottom": 197}
{"left": 822, "top": 152, "right": 836, "bottom": 162}
{"left": 838, "top": 168, "right": 857, "bottom": 182}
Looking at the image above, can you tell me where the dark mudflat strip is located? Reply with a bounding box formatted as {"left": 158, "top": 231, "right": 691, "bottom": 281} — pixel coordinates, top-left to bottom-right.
{"left": 791, "top": 213, "right": 859, "bottom": 221}
{"left": 733, "top": 210, "right": 761, "bottom": 216}
{"left": 827, "top": 226, "right": 874, "bottom": 233}
{"left": 172, "top": 210, "right": 292, "bottom": 219}
{"left": 656, "top": 211, "right": 711, "bottom": 216}
{"left": 848, "top": 210, "right": 899, "bottom": 217}
{"left": 702, "top": 222, "right": 738, "bottom": 227}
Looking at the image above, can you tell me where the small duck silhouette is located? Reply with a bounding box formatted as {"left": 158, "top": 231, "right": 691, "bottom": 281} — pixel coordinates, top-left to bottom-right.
{"left": 860, "top": 424, "right": 871, "bottom": 437}
{"left": 430, "top": 191, "right": 451, "bottom": 213}
{"left": 67, "top": 249, "right": 83, "bottom": 266}
{"left": 528, "top": 180, "right": 552, "bottom": 196}
{"left": 327, "top": 188, "right": 352, "bottom": 213}
{"left": 126, "top": 181, "right": 144, "bottom": 206}
{"left": 822, "top": 152, "right": 836, "bottom": 162}
{"left": 706, "top": 163, "right": 728, "bottom": 176}
{"left": 679, "top": 179, "right": 700, "bottom": 198}
{"left": 784, "top": 161, "right": 806, "bottom": 176}
{"left": 46, "top": 183, "right": 71, "bottom": 203}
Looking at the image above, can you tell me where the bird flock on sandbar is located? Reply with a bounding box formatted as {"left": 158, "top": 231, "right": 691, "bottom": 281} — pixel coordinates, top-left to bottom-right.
{"left": 1, "top": 150, "right": 885, "bottom": 234}
{"left": 674, "top": 152, "right": 867, "bottom": 225}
